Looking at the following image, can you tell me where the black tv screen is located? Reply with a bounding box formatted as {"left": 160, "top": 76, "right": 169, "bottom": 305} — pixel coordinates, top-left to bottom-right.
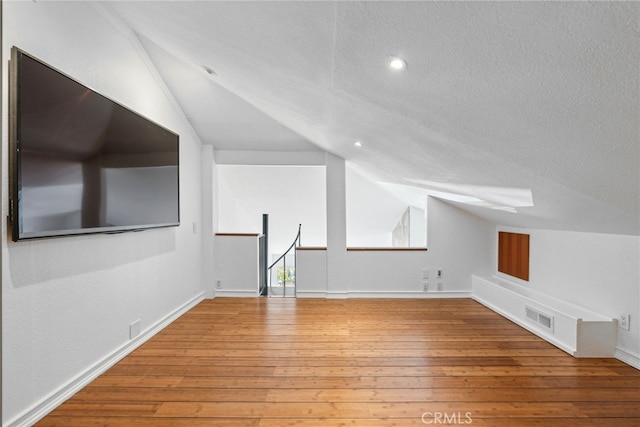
{"left": 9, "top": 47, "right": 180, "bottom": 241}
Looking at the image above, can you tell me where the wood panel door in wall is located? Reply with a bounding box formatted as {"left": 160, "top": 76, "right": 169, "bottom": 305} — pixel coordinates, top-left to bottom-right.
{"left": 498, "top": 231, "right": 529, "bottom": 281}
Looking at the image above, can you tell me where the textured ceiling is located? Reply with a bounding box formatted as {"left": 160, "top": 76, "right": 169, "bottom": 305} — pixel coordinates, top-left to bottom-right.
{"left": 105, "top": 1, "right": 640, "bottom": 235}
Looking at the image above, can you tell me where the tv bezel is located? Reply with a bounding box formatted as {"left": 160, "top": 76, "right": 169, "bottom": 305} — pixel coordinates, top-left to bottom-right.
{"left": 9, "top": 47, "right": 181, "bottom": 241}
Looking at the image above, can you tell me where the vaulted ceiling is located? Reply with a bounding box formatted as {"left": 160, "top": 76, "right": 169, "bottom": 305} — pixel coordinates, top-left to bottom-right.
{"left": 105, "top": 1, "right": 639, "bottom": 235}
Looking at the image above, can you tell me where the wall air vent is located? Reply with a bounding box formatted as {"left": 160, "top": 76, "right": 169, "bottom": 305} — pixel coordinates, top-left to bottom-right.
{"left": 525, "top": 306, "right": 554, "bottom": 333}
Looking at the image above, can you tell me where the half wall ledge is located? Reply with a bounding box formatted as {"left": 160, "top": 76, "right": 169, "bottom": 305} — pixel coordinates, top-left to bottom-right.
{"left": 471, "top": 275, "right": 618, "bottom": 359}
{"left": 346, "top": 247, "right": 428, "bottom": 251}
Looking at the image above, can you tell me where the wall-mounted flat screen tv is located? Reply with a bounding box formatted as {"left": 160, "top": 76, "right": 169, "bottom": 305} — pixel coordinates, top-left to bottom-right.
{"left": 9, "top": 47, "right": 180, "bottom": 241}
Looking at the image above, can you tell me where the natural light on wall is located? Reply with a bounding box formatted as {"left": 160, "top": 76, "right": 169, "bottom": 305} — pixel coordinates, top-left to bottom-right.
{"left": 346, "top": 165, "right": 534, "bottom": 248}
{"left": 403, "top": 179, "right": 534, "bottom": 213}
{"left": 346, "top": 164, "right": 427, "bottom": 248}
{"left": 217, "top": 165, "right": 327, "bottom": 253}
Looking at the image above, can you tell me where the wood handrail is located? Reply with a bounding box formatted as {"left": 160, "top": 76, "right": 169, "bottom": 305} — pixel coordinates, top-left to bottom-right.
{"left": 347, "top": 247, "right": 428, "bottom": 251}
{"left": 215, "top": 233, "right": 260, "bottom": 237}
{"left": 296, "top": 247, "right": 428, "bottom": 251}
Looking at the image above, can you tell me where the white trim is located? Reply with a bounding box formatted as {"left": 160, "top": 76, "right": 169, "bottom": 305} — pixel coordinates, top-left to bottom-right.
{"left": 214, "top": 289, "right": 258, "bottom": 297}
{"left": 471, "top": 275, "right": 621, "bottom": 359}
{"left": 481, "top": 275, "right": 610, "bottom": 321}
{"left": 321, "top": 290, "right": 471, "bottom": 299}
{"left": 295, "top": 291, "right": 328, "bottom": 298}
{"left": 615, "top": 347, "right": 640, "bottom": 371}
{"left": 472, "top": 293, "right": 576, "bottom": 355}
{"left": 4, "top": 293, "right": 206, "bottom": 427}
{"left": 344, "top": 291, "right": 471, "bottom": 299}
{"left": 326, "top": 291, "right": 349, "bottom": 299}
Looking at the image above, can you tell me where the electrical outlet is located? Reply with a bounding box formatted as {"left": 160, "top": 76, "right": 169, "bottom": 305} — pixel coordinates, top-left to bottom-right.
{"left": 216, "top": 280, "right": 222, "bottom": 289}
{"left": 437, "top": 269, "right": 443, "bottom": 279}
{"left": 619, "top": 314, "right": 631, "bottom": 331}
{"left": 423, "top": 283, "right": 429, "bottom": 292}
{"left": 437, "top": 281, "right": 443, "bottom": 291}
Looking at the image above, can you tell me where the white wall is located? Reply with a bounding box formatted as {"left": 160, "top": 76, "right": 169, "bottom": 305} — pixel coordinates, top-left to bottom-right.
{"left": 213, "top": 235, "right": 259, "bottom": 296}
{"left": 493, "top": 226, "right": 640, "bottom": 365}
{"left": 425, "top": 197, "right": 494, "bottom": 290}
{"left": 296, "top": 249, "right": 327, "bottom": 297}
{"left": 346, "top": 164, "right": 409, "bottom": 247}
{"left": 217, "top": 168, "right": 256, "bottom": 232}
{"left": 217, "top": 165, "right": 326, "bottom": 254}
{"left": 2, "top": 2, "right": 207, "bottom": 424}
{"left": 326, "top": 154, "right": 348, "bottom": 296}
{"left": 409, "top": 206, "right": 426, "bottom": 247}
{"left": 297, "top": 195, "right": 494, "bottom": 297}
{"left": 202, "top": 146, "right": 216, "bottom": 298}
{"left": 342, "top": 197, "right": 493, "bottom": 296}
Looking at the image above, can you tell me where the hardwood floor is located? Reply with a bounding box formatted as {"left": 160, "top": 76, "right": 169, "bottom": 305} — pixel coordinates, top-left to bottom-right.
{"left": 37, "top": 298, "right": 640, "bottom": 426}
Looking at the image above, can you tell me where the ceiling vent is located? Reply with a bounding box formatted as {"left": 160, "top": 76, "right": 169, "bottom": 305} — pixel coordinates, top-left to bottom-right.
{"left": 525, "top": 306, "right": 554, "bottom": 333}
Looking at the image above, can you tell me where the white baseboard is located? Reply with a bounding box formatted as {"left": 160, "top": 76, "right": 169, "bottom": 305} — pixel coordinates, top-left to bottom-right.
{"left": 214, "top": 289, "right": 258, "bottom": 297}
{"left": 323, "top": 290, "right": 471, "bottom": 299}
{"left": 214, "top": 290, "right": 472, "bottom": 299}
{"left": 296, "top": 291, "right": 328, "bottom": 298}
{"left": 615, "top": 347, "right": 640, "bottom": 370}
{"left": 5, "top": 292, "right": 206, "bottom": 427}
{"left": 346, "top": 291, "right": 471, "bottom": 299}
{"left": 325, "top": 291, "right": 348, "bottom": 299}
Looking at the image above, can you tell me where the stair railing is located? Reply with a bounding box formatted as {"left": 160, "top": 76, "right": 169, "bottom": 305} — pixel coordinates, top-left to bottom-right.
{"left": 268, "top": 224, "right": 301, "bottom": 297}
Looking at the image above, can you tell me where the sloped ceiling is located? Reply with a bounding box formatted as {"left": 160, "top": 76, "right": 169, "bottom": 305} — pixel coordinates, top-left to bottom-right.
{"left": 105, "top": 1, "right": 639, "bottom": 235}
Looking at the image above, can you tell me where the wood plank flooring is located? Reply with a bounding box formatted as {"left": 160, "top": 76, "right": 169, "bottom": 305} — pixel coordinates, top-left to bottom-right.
{"left": 37, "top": 298, "right": 640, "bottom": 426}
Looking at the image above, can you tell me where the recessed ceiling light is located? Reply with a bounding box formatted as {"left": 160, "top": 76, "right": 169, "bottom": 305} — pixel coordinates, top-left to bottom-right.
{"left": 388, "top": 56, "right": 407, "bottom": 71}
{"left": 202, "top": 65, "right": 217, "bottom": 76}
{"left": 354, "top": 141, "right": 363, "bottom": 148}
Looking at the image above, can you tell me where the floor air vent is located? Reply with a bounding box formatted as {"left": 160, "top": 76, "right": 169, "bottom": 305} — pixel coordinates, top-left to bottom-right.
{"left": 525, "top": 306, "right": 554, "bottom": 333}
